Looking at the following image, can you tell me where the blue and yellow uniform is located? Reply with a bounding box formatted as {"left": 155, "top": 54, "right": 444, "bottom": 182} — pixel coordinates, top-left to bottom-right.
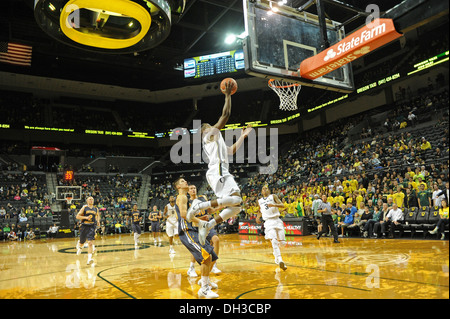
{"left": 129, "top": 210, "right": 142, "bottom": 234}
{"left": 79, "top": 205, "right": 98, "bottom": 244}
{"left": 189, "top": 196, "right": 217, "bottom": 244}
{"left": 176, "top": 196, "right": 218, "bottom": 265}
{"left": 149, "top": 210, "right": 161, "bottom": 232}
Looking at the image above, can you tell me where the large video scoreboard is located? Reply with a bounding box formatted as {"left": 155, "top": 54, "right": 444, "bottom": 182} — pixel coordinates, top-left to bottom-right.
{"left": 184, "top": 49, "right": 245, "bottom": 79}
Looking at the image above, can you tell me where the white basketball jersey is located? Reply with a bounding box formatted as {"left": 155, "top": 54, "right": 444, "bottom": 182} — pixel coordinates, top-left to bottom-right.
{"left": 258, "top": 195, "right": 280, "bottom": 220}
{"left": 203, "top": 131, "right": 229, "bottom": 170}
{"left": 166, "top": 203, "right": 177, "bottom": 223}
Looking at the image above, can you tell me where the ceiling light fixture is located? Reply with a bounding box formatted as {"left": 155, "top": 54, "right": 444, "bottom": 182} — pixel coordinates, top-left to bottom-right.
{"left": 34, "top": 0, "right": 186, "bottom": 54}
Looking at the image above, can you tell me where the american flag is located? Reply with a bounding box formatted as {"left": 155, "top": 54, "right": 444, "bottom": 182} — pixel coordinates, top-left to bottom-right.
{"left": 0, "top": 42, "right": 32, "bottom": 66}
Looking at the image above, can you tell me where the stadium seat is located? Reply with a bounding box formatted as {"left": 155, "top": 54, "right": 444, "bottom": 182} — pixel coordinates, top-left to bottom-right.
{"left": 411, "top": 207, "right": 430, "bottom": 239}
{"left": 424, "top": 206, "right": 441, "bottom": 239}
{"left": 402, "top": 208, "right": 418, "bottom": 238}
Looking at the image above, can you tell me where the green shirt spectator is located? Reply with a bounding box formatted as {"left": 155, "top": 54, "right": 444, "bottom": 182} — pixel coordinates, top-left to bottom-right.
{"left": 417, "top": 189, "right": 431, "bottom": 207}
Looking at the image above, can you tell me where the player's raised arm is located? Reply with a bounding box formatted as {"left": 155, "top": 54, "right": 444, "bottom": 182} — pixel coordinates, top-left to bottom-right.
{"left": 213, "top": 81, "right": 233, "bottom": 130}
{"left": 227, "top": 125, "right": 253, "bottom": 155}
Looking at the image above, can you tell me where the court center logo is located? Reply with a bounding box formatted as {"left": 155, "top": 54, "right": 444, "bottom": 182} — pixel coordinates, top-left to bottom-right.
{"left": 169, "top": 120, "right": 278, "bottom": 174}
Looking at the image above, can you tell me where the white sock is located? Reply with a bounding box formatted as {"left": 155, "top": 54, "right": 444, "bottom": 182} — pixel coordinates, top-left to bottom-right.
{"left": 201, "top": 276, "right": 209, "bottom": 288}
{"left": 271, "top": 238, "right": 281, "bottom": 261}
{"left": 190, "top": 262, "right": 196, "bottom": 269}
{"left": 198, "top": 196, "right": 241, "bottom": 210}
{"left": 198, "top": 201, "right": 212, "bottom": 210}
{"left": 88, "top": 253, "right": 92, "bottom": 261}
{"left": 208, "top": 206, "right": 240, "bottom": 229}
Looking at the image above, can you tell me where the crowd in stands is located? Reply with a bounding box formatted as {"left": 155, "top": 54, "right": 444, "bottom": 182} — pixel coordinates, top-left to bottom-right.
{"left": 1, "top": 19, "right": 448, "bottom": 241}
{"left": 0, "top": 171, "right": 53, "bottom": 241}
{"left": 239, "top": 86, "right": 448, "bottom": 239}
{"left": 59, "top": 174, "right": 144, "bottom": 235}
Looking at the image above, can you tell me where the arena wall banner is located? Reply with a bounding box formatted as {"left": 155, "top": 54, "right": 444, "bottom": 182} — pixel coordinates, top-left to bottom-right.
{"left": 300, "top": 18, "right": 402, "bottom": 80}
{"left": 238, "top": 220, "right": 262, "bottom": 235}
{"left": 238, "top": 219, "right": 310, "bottom": 236}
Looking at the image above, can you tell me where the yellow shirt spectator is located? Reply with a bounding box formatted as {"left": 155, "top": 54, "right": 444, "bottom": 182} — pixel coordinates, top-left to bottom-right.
{"left": 288, "top": 202, "right": 296, "bottom": 215}
{"left": 356, "top": 194, "right": 364, "bottom": 209}
{"left": 335, "top": 195, "right": 345, "bottom": 206}
{"left": 304, "top": 197, "right": 312, "bottom": 210}
{"left": 439, "top": 207, "right": 449, "bottom": 219}
{"left": 420, "top": 140, "right": 431, "bottom": 150}
{"left": 393, "top": 191, "right": 405, "bottom": 208}
{"left": 350, "top": 180, "right": 358, "bottom": 192}
{"left": 327, "top": 196, "right": 335, "bottom": 206}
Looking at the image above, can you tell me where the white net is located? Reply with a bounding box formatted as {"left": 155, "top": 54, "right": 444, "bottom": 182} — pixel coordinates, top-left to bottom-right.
{"left": 268, "top": 79, "right": 301, "bottom": 111}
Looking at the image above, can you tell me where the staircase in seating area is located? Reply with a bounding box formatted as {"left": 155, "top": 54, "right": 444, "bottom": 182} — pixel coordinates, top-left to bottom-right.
{"left": 137, "top": 174, "right": 151, "bottom": 210}
{"left": 46, "top": 172, "right": 60, "bottom": 212}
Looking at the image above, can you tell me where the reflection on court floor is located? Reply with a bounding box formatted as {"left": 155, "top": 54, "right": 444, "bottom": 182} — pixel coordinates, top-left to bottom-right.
{"left": 0, "top": 233, "right": 448, "bottom": 299}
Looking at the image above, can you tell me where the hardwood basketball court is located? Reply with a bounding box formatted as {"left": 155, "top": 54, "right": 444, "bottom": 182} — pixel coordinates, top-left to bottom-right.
{"left": 1, "top": 233, "right": 448, "bottom": 299}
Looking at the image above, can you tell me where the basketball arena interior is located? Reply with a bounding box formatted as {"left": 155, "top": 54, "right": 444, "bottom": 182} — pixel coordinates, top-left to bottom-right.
{"left": 0, "top": 0, "right": 449, "bottom": 303}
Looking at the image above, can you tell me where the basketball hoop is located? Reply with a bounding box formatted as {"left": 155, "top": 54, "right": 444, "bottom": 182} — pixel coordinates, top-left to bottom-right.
{"left": 65, "top": 196, "right": 73, "bottom": 206}
{"left": 268, "top": 79, "right": 301, "bottom": 111}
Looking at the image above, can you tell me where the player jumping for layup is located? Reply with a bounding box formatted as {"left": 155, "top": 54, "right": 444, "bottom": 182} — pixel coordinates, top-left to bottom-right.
{"left": 186, "top": 81, "right": 253, "bottom": 245}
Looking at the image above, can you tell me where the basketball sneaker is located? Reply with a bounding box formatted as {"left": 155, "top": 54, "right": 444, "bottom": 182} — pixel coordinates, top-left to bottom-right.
{"left": 198, "top": 286, "right": 219, "bottom": 299}
{"left": 279, "top": 261, "right": 287, "bottom": 271}
{"left": 76, "top": 241, "right": 82, "bottom": 255}
{"left": 186, "top": 199, "right": 202, "bottom": 222}
{"left": 197, "top": 279, "right": 218, "bottom": 289}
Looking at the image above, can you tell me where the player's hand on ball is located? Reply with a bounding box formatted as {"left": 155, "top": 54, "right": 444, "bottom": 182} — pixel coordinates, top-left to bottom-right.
{"left": 223, "top": 81, "right": 234, "bottom": 95}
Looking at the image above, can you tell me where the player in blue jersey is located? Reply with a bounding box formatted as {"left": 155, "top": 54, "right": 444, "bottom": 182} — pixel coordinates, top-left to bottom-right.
{"left": 76, "top": 196, "right": 100, "bottom": 265}
{"left": 173, "top": 177, "right": 219, "bottom": 298}
{"left": 129, "top": 204, "right": 142, "bottom": 247}
{"left": 187, "top": 184, "right": 223, "bottom": 277}
{"left": 149, "top": 205, "right": 162, "bottom": 245}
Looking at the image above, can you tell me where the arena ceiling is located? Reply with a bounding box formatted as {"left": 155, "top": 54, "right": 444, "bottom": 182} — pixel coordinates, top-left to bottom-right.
{"left": 0, "top": 0, "right": 405, "bottom": 95}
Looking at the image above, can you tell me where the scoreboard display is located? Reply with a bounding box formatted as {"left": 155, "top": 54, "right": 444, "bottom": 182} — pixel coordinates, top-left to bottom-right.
{"left": 64, "top": 170, "right": 74, "bottom": 181}
{"left": 184, "top": 49, "right": 245, "bottom": 79}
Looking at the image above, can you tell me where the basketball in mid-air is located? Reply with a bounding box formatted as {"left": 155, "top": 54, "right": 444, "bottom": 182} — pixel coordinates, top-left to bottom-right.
{"left": 220, "top": 78, "right": 238, "bottom": 95}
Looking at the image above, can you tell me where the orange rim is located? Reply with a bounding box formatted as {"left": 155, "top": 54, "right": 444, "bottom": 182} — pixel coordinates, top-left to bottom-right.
{"left": 268, "top": 79, "right": 300, "bottom": 88}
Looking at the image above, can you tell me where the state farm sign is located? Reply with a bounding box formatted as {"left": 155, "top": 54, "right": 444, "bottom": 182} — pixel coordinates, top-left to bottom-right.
{"left": 300, "top": 19, "right": 402, "bottom": 80}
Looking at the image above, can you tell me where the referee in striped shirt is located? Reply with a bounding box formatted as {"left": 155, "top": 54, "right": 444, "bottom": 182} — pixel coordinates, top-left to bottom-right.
{"left": 316, "top": 194, "right": 340, "bottom": 243}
